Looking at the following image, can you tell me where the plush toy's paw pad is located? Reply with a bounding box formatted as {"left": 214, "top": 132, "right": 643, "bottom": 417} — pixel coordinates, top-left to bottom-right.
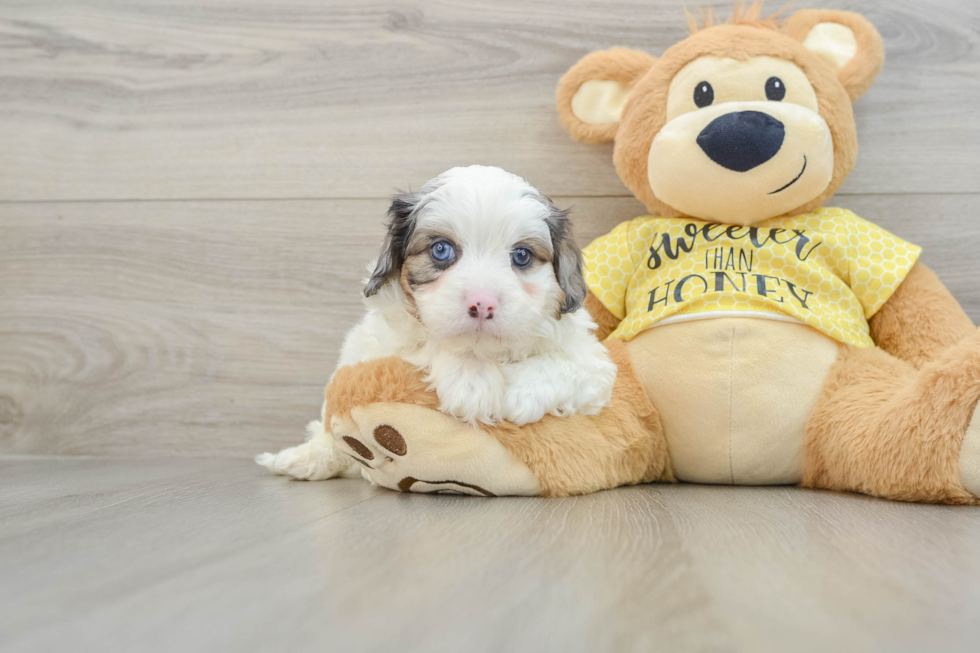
{"left": 396, "top": 477, "right": 497, "bottom": 496}
{"left": 335, "top": 423, "right": 495, "bottom": 496}
{"left": 330, "top": 403, "right": 540, "bottom": 497}
{"left": 340, "top": 433, "right": 379, "bottom": 463}
{"left": 371, "top": 424, "right": 408, "bottom": 455}
{"left": 337, "top": 424, "right": 408, "bottom": 465}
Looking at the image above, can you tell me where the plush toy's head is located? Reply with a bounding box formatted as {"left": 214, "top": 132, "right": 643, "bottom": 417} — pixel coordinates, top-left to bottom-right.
{"left": 557, "top": 5, "right": 884, "bottom": 225}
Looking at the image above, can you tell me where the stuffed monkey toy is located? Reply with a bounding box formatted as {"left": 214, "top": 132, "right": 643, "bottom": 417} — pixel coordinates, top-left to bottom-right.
{"left": 321, "top": 7, "right": 980, "bottom": 504}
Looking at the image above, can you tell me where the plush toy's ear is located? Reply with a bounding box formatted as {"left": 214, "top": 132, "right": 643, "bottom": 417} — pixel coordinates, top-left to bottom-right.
{"left": 556, "top": 48, "right": 657, "bottom": 144}
{"left": 782, "top": 9, "right": 885, "bottom": 101}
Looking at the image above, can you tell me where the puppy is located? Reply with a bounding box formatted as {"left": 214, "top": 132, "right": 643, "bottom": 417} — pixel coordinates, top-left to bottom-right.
{"left": 257, "top": 165, "right": 617, "bottom": 481}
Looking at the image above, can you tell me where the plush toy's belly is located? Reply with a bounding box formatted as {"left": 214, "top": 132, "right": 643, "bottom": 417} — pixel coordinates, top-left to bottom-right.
{"left": 625, "top": 317, "right": 842, "bottom": 485}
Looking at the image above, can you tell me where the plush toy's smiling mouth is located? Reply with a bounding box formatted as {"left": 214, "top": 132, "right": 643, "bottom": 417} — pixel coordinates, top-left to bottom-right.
{"left": 768, "top": 155, "right": 807, "bottom": 195}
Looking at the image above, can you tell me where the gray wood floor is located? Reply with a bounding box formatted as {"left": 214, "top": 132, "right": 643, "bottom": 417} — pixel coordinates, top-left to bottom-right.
{"left": 4, "top": 457, "right": 980, "bottom": 653}
{"left": 2, "top": 1, "right": 980, "bottom": 651}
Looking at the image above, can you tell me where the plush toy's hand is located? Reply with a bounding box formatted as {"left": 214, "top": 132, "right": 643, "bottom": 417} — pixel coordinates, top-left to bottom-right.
{"left": 869, "top": 263, "right": 976, "bottom": 367}
{"left": 331, "top": 403, "right": 541, "bottom": 496}
{"left": 325, "top": 357, "right": 539, "bottom": 496}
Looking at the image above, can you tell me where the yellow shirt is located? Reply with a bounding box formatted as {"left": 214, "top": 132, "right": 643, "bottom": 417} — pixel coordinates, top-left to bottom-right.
{"left": 583, "top": 207, "right": 921, "bottom": 347}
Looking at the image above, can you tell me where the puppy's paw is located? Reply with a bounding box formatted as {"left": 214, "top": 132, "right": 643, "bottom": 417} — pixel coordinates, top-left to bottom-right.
{"left": 502, "top": 384, "right": 562, "bottom": 426}
{"left": 434, "top": 364, "right": 506, "bottom": 425}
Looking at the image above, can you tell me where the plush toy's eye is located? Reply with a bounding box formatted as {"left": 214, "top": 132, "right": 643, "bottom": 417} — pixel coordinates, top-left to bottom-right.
{"left": 694, "top": 81, "right": 714, "bottom": 108}
{"left": 511, "top": 248, "right": 532, "bottom": 268}
{"left": 430, "top": 241, "right": 455, "bottom": 262}
{"left": 765, "top": 77, "right": 786, "bottom": 101}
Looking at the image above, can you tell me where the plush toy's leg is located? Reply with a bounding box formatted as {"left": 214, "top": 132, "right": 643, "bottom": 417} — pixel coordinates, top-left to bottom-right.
{"left": 256, "top": 413, "right": 361, "bottom": 481}
{"left": 961, "top": 415, "right": 980, "bottom": 498}
{"left": 803, "top": 328, "right": 980, "bottom": 504}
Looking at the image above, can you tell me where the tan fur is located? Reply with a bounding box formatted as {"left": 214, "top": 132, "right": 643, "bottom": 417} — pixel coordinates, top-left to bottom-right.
{"left": 803, "top": 329, "right": 980, "bottom": 505}
{"left": 552, "top": 10, "right": 976, "bottom": 504}
{"left": 557, "top": 9, "right": 883, "bottom": 219}
{"left": 869, "top": 263, "right": 976, "bottom": 368}
{"left": 613, "top": 25, "right": 858, "bottom": 218}
{"left": 781, "top": 9, "right": 885, "bottom": 101}
{"left": 323, "top": 9, "right": 980, "bottom": 505}
{"left": 484, "top": 339, "right": 674, "bottom": 497}
{"left": 584, "top": 290, "right": 621, "bottom": 341}
{"left": 326, "top": 341, "right": 673, "bottom": 498}
{"left": 685, "top": 2, "right": 785, "bottom": 34}
{"left": 556, "top": 48, "right": 658, "bottom": 144}
{"left": 326, "top": 356, "right": 438, "bottom": 423}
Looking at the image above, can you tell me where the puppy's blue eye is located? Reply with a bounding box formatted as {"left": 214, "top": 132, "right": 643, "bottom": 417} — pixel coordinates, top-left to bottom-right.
{"left": 430, "top": 241, "right": 455, "bottom": 262}
{"left": 511, "top": 248, "right": 532, "bottom": 268}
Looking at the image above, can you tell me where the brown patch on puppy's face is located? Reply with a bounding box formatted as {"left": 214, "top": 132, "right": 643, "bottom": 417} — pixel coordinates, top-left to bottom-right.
{"left": 520, "top": 278, "right": 541, "bottom": 300}
{"left": 399, "top": 229, "right": 459, "bottom": 312}
{"left": 366, "top": 166, "right": 586, "bottom": 342}
{"left": 403, "top": 220, "right": 567, "bottom": 338}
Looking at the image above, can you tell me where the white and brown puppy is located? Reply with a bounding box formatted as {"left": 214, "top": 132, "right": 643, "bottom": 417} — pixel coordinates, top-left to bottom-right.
{"left": 257, "top": 165, "right": 617, "bottom": 481}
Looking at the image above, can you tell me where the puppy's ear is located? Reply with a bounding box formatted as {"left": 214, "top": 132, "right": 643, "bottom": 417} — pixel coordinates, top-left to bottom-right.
{"left": 364, "top": 190, "right": 422, "bottom": 297}
{"left": 544, "top": 200, "right": 587, "bottom": 314}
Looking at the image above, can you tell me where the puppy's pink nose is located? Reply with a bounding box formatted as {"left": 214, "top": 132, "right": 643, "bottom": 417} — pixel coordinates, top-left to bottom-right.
{"left": 465, "top": 292, "right": 497, "bottom": 320}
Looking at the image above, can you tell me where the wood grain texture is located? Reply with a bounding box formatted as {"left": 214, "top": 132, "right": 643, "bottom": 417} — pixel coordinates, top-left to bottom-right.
{"left": 2, "top": 457, "right": 980, "bottom": 653}
{"left": 2, "top": 1, "right": 979, "bottom": 648}
{"left": 2, "top": 194, "right": 977, "bottom": 457}
{"left": 0, "top": 0, "right": 978, "bottom": 200}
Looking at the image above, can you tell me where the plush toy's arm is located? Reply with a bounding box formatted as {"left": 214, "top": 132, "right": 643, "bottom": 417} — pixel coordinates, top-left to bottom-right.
{"left": 325, "top": 342, "right": 673, "bottom": 497}
{"left": 488, "top": 339, "right": 673, "bottom": 496}
{"left": 585, "top": 290, "right": 621, "bottom": 340}
{"left": 869, "top": 263, "right": 975, "bottom": 368}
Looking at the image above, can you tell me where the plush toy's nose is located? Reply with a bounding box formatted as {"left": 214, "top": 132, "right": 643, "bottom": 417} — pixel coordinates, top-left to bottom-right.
{"left": 696, "top": 111, "right": 785, "bottom": 172}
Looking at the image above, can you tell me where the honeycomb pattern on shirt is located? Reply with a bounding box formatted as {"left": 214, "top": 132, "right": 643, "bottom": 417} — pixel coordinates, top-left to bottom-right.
{"left": 582, "top": 207, "right": 921, "bottom": 347}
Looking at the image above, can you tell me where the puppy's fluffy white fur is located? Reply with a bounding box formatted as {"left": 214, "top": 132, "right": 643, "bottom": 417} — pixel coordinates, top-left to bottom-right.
{"left": 258, "top": 165, "right": 617, "bottom": 481}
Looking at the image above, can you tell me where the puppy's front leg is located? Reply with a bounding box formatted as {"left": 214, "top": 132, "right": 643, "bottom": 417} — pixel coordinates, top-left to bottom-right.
{"left": 502, "top": 353, "right": 617, "bottom": 426}
{"left": 429, "top": 353, "right": 505, "bottom": 426}
{"left": 256, "top": 402, "right": 361, "bottom": 480}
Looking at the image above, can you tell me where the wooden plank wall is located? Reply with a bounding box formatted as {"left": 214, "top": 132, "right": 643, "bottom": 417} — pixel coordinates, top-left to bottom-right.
{"left": 1, "top": 0, "right": 978, "bottom": 456}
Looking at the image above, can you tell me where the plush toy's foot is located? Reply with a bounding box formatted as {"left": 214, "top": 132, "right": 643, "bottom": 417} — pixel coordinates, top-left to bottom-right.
{"left": 330, "top": 403, "right": 541, "bottom": 496}
{"left": 256, "top": 420, "right": 361, "bottom": 481}
{"left": 960, "top": 410, "right": 980, "bottom": 498}
{"left": 804, "top": 328, "right": 980, "bottom": 504}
